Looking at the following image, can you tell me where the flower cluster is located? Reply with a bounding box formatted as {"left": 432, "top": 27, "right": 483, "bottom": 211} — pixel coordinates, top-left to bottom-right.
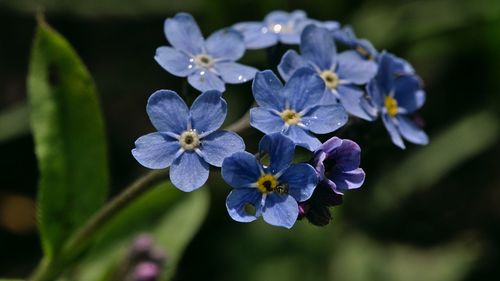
{"left": 133, "top": 10, "right": 429, "bottom": 228}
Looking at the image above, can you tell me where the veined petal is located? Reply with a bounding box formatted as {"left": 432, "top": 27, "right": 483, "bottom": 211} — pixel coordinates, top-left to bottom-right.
{"left": 382, "top": 114, "right": 405, "bottom": 149}
{"left": 278, "top": 50, "right": 310, "bottom": 81}
{"left": 201, "top": 131, "right": 245, "bottom": 167}
{"left": 164, "top": 13, "right": 204, "bottom": 56}
{"left": 284, "top": 125, "right": 321, "bottom": 151}
{"left": 330, "top": 139, "right": 362, "bottom": 171}
{"left": 258, "top": 133, "right": 295, "bottom": 174}
{"left": 397, "top": 115, "right": 429, "bottom": 145}
{"left": 262, "top": 193, "right": 298, "bottom": 229}
{"left": 226, "top": 189, "right": 263, "bottom": 223}
{"left": 301, "top": 104, "right": 347, "bottom": 134}
{"left": 300, "top": 25, "right": 336, "bottom": 71}
{"left": 132, "top": 132, "right": 180, "bottom": 169}
{"left": 146, "top": 90, "right": 188, "bottom": 134}
{"left": 250, "top": 107, "right": 284, "bottom": 134}
{"left": 337, "top": 85, "right": 377, "bottom": 121}
{"left": 233, "top": 22, "right": 278, "bottom": 49}
{"left": 154, "top": 46, "right": 195, "bottom": 77}
{"left": 170, "top": 151, "right": 209, "bottom": 192}
{"left": 215, "top": 62, "right": 258, "bottom": 84}
{"left": 205, "top": 28, "right": 245, "bottom": 61}
{"left": 188, "top": 69, "right": 225, "bottom": 92}
{"left": 330, "top": 168, "right": 365, "bottom": 191}
{"left": 190, "top": 90, "right": 226, "bottom": 134}
{"left": 337, "top": 50, "right": 378, "bottom": 84}
{"left": 222, "top": 151, "right": 262, "bottom": 188}
{"left": 283, "top": 68, "right": 325, "bottom": 111}
{"left": 252, "top": 70, "right": 286, "bottom": 110}
{"left": 279, "top": 163, "right": 318, "bottom": 202}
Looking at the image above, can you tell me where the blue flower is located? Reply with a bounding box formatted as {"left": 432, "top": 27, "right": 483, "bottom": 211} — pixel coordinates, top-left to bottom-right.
{"left": 155, "top": 13, "right": 258, "bottom": 92}
{"left": 367, "top": 52, "right": 429, "bottom": 149}
{"left": 332, "top": 26, "right": 378, "bottom": 60}
{"left": 278, "top": 25, "right": 378, "bottom": 121}
{"left": 222, "top": 133, "right": 318, "bottom": 228}
{"left": 250, "top": 68, "right": 348, "bottom": 151}
{"left": 233, "top": 10, "right": 339, "bottom": 49}
{"left": 313, "top": 137, "right": 365, "bottom": 193}
{"left": 132, "top": 90, "right": 245, "bottom": 191}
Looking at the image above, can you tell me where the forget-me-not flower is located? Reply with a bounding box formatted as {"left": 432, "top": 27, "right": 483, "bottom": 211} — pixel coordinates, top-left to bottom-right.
{"left": 222, "top": 133, "right": 318, "bottom": 228}
{"left": 250, "top": 68, "right": 348, "bottom": 151}
{"left": 333, "top": 26, "right": 378, "bottom": 60}
{"left": 155, "top": 13, "right": 258, "bottom": 92}
{"left": 278, "top": 25, "right": 378, "bottom": 121}
{"left": 367, "top": 52, "right": 429, "bottom": 149}
{"left": 132, "top": 90, "right": 245, "bottom": 191}
{"left": 233, "top": 10, "right": 339, "bottom": 49}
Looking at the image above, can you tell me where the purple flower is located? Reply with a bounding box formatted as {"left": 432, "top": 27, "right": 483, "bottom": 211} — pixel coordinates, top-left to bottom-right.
{"left": 132, "top": 90, "right": 245, "bottom": 191}
{"left": 155, "top": 13, "right": 258, "bottom": 92}
{"left": 233, "top": 10, "right": 339, "bottom": 49}
{"left": 278, "top": 25, "right": 378, "bottom": 121}
{"left": 133, "top": 262, "right": 161, "bottom": 281}
{"left": 222, "top": 133, "right": 318, "bottom": 228}
{"left": 367, "top": 52, "right": 429, "bottom": 149}
{"left": 250, "top": 68, "right": 348, "bottom": 151}
{"left": 313, "top": 137, "right": 365, "bottom": 194}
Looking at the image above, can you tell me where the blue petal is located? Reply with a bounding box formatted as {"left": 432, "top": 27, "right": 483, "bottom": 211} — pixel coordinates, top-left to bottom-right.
{"left": 337, "top": 85, "right": 377, "bottom": 121}
{"left": 170, "top": 151, "right": 209, "bottom": 192}
{"left": 278, "top": 32, "right": 302, "bottom": 45}
{"left": 337, "top": 50, "right": 378, "bottom": 84}
{"left": 164, "top": 13, "right": 204, "bottom": 56}
{"left": 283, "top": 125, "right": 321, "bottom": 151}
{"left": 258, "top": 132, "right": 295, "bottom": 174}
{"left": 262, "top": 193, "right": 298, "bottom": 229}
{"left": 278, "top": 163, "right": 318, "bottom": 202}
{"left": 132, "top": 132, "right": 180, "bottom": 169}
{"left": 393, "top": 75, "right": 425, "bottom": 113}
{"left": 190, "top": 90, "right": 226, "bottom": 135}
{"left": 233, "top": 22, "right": 278, "bottom": 49}
{"left": 154, "top": 47, "right": 195, "bottom": 77}
{"left": 331, "top": 168, "right": 365, "bottom": 192}
{"left": 300, "top": 25, "right": 336, "bottom": 71}
{"left": 397, "top": 115, "right": 429, "bottom": 145}
{"left": 301, "top": 104, "right": 348, "bottom": 134}
{"left": 283, "top": 68, "right": 325, "bottom": 111}
{"left": 188, "top": 69, "right": 225, "bottom": 92}
{"left": 320, "top": 88, "right": 340, "bottom": 105}
{"left": 221, "top": 151, "right": 262, "bottom": 188}
{"left": 200, "top": 130, "right": 245, "bottom": 167}
{"left": 250, "top": 107, "right": 284, "bottom": 134}
{"left": 252, "top": 70, "right": 286, "bottom": 111}
{"left": 367, "top": 79, "right": 384, "bottom": 108}
{"left": 205, "top": 28, "right": 245, "bottom": 61}
{"left": 382, "top": 114, "right": 405, "bottom": 149}
{"left": 214, "top": 62, "right": 258, "bottom": 84}
{"left": 264, "top": 10, "right": 306, "bottom": 24}
{"left": 226, "top": 189, "right": 263, "bottom": 223}
{"left": 278, "top": 50, "right": 310, "bottom": 81}
{"left": 147, "top": 90, "right": 189, "bottom": 134}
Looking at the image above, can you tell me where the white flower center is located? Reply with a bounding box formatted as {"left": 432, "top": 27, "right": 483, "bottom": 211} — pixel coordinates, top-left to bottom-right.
{"left": 193, "top": 54, "right": 215, "bottom": 69}
{"left": 320, "top": 70, "right": 340, "bottom": 89}
{"left": 179, "top": 130, "right": 200, "bottom": 150}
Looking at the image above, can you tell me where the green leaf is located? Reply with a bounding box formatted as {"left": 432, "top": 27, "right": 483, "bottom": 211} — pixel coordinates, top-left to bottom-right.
{"left": 66, "top": 183, "right": 209, "bottom": 281}
{"left": 27, "top": 19, "right": 108, "bottom": 259}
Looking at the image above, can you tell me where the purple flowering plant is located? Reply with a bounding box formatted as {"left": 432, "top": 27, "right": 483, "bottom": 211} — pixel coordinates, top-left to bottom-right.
{"left": 22, "top": 9, "right": 432, "bottom": 281}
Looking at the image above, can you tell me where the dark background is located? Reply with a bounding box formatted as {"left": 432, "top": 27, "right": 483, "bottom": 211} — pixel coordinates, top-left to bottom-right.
{"left": 1, "top": 0, "right": 500, "bottom": 280}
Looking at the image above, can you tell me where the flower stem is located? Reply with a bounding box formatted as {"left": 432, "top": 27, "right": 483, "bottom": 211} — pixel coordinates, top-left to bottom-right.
{"left": 29, "top": 111, "right": 252, "bottom": 281}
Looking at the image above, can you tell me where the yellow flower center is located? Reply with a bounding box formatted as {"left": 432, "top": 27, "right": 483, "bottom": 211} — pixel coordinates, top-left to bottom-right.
{"left": 193, "top": 54, "right": 215, "bottom": 69}
{"left": 280, "top": 109, "right": 301, "bottom": 125}
{"left": 179, "top": 130, "right": 200, "bottom": 150}
{"left": 256, "top": 174, "right": 278, "bottom": 193}
{"left": 384, "top": 96, "right": 398, "bottom": 117}
{"left": 320, "top": 70, "right": 340, "bottom": 89}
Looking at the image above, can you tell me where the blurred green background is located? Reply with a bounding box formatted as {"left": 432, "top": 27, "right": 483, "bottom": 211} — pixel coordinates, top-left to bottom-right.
{"left": 1, "top": 0, "right": 500, "bottom": 280}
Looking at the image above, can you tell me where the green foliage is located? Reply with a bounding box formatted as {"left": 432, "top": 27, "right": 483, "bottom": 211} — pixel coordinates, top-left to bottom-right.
{"left": 66, "top": 182, "right": 209, "bottom": 281}
{"left": 27, "top": 19, "right": 109, "bottom": 259}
